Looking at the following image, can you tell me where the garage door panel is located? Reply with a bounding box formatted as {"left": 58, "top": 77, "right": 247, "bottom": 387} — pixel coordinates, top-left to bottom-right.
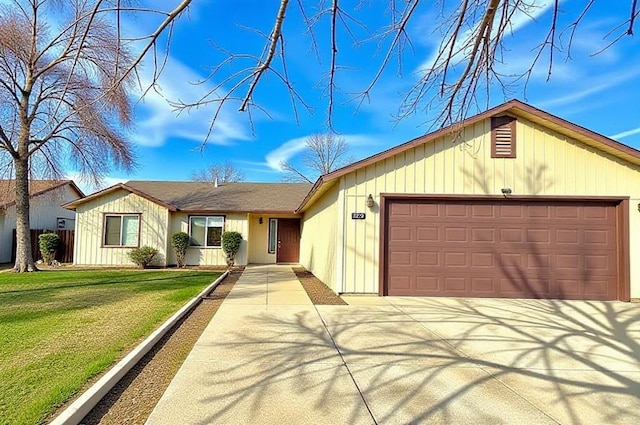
{"left": 444, "top": 277, "right": 466, "bottom": 292}
{"left": 500, "top": 278, "right": 551, "bottom": 297}
{"left": 472, "top": 204, "right": 495, "bottom": 217}
{"left": 472, "top": 228, "right": 495, "bottom": 242}
{"left": 446, "top": 204, "right": 468, "bottom": 217}
{"left": 471, "top": 277, "right": 495, "bottom": 293}
{"left": 527, "top": 205, "right": 551, "bottom": 218}
{"left": 385, "top": 199, "right": 620, "bottom": 300}
{"left": 471, "top": 252, "right": 494, "bottom": 267}
{"left": 500, "top": 228, "right": 523, "bottom": 243}
{"left": 417, "top": 226, "right": 439, "bottom": 242}
{"left": 500, "top": 205, "right": 524, "bottom": 218}
{"left": 556, "top": 229, "right": 580, "bottom": 244}
{"left": 416, "top": 251, "right": 439, "bottom": 266}
{"left": 445, "top": 227, "right": 468, "bottom": 242}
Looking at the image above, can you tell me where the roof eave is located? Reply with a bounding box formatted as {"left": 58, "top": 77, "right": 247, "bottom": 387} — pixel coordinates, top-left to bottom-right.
{"left": 62, "top": 183, "right": 178, "bottom": 211}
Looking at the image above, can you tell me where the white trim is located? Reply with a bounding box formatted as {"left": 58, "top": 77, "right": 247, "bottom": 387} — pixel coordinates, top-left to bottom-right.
{"left": 336, "top": 177, "right": 346, "bottom": 294}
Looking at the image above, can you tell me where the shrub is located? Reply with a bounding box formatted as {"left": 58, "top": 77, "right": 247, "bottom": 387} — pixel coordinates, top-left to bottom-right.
{"left": 221, "top": 231, "right": 242, "bottom": 267}
{"left": 38, "top": 233, "right": 60, "bottom": 265}
{"left": 171, "top": 232, "right": 190, "bottom": 267}
{"left": 127, "top": 246, "right": 159, "bottom": 269}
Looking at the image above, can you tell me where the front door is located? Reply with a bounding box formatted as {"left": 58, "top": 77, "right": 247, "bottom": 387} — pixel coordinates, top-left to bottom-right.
{"left": 277, "top": 219, "right": 300, "bottom": 263}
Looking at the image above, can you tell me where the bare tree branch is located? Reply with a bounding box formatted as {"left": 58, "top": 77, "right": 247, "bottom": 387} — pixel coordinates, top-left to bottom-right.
{"left": 190, "top": 161, "right": 246, "bottom": 183}
{"left": 281, "top": 133, "right": 352, "bottom": 183}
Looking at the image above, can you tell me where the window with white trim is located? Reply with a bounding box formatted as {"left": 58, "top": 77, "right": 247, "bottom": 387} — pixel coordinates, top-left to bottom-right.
{"left": 189, "top": 216, "right": 224, "bottom": 247}
{"left": 104, "top": 214, "right": 139, "bottom": 247}
{"left": 268, "top": 218, "right": 278, "bottom": 253}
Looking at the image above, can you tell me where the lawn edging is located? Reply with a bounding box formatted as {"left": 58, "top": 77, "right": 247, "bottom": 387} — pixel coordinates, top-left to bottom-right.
{"left": 50, "top": 270, "right": 229, "bottom": 425}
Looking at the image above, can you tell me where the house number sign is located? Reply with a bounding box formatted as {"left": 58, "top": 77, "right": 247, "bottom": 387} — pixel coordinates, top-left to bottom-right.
{"left": 351, "top": 213, "right": 366, "bottom": 219}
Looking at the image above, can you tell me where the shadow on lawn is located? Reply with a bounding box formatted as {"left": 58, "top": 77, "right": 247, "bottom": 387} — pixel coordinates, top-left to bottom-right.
{"left": 0, "top": 272, "right": 218, "bottom": 324}
{"left": 0, "top": 271, "right": 213, "bottom": 295}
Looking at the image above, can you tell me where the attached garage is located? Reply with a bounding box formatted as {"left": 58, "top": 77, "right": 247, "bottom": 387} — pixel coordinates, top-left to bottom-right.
{"left": 298, "top": 100, "right": 640, "bottom": 301}
{"left": 381, "top": 196, "right": 629, "bottom": 300}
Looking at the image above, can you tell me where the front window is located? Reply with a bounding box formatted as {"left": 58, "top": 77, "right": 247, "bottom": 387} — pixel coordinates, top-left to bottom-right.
{"left": 104, "top": 215, "right": 139, "bottom": 247}
{"left": 190, "top": 216, "right": 224, "bottom": 247}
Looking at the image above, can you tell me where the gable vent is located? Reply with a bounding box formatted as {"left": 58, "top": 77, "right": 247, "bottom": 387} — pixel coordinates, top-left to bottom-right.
{"left": 491, "top": 116, "right": 517, "bottom": 158}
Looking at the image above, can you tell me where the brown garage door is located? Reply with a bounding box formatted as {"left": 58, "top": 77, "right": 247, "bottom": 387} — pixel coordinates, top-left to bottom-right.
{"left": 384, "top": 199, "right": 621, "bottom": 300}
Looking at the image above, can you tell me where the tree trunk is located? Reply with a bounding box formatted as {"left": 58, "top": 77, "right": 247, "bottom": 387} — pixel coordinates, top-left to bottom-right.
{"left": 13, "top": 157, "right": 37, "bottom": 272}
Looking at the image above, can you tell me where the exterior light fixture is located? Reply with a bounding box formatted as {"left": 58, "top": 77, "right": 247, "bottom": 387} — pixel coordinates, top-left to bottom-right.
{"left": 501, "top": 188, "right": 512, "bottom": 198}
{"left": 259, "top": 217, "right": 263, "bottom": 225}
{"left": 366, "top": 194, "right": 375, "bottom": 209}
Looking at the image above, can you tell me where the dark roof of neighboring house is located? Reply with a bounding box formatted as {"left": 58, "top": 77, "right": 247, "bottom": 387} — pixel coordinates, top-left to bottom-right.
{"left": 63, "top": 181, "right": 313, "bottom": 214}
{"left": 297, "top": 99, "right": 640, "bottom": 211}
{"left": 0, "top": 179, "right": 84, "bottom": 209}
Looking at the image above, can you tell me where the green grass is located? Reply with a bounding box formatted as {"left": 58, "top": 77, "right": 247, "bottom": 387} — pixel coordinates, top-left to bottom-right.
{"left": 0, "top": 269, "right": 220, "bottom": 425}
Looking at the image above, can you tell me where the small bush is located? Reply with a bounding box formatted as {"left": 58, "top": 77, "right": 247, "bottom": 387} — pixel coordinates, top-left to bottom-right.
{"left": 127, "top": 246, "right": 159, "bottom": 269}
{"left": 171, "top": 232, "right": 190, "bottom": 267}
{"left": 38, "top": 233, "right": 60, "bottom": 265}
{"left": 221, "top": 231, "right": 242, "bottom": 267}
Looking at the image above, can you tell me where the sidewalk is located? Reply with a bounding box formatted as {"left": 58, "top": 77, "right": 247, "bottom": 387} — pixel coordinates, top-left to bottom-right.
{"left": 146, "top": 264, "right": 372, "bottom": 425}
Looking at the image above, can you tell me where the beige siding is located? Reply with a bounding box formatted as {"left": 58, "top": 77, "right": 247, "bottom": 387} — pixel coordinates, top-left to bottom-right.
{"left": 0, "top": 185, "right": 80, "bottom": 263}
{"left": 246, "top": 214, "right": 301, "bottom": 264}
{"left": 336, "top": 117, "right": 640, "bottom": 296}
{"left": 74, "top": 190, "right": 169, "bottom": 266}
{"left": 168, "top": 212, "right": 248, "bottom": 266}
{"left": 248, "top": 214, "right": 275, "bottom": 264}
{"left": 300, "top": 183, "right": 340, "bottom": 292}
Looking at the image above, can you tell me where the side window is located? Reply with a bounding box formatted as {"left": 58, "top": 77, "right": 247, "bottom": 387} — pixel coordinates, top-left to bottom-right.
{"left": 268, "top": 219, "right": 277, "bottom": 253}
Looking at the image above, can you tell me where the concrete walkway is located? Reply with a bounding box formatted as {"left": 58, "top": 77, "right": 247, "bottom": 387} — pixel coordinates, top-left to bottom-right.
{"left": 147, "top": 265, "right": 640, "bottom": 425}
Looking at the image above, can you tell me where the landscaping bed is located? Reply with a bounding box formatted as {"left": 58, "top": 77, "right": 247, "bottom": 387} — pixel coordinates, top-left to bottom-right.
{"left": 0, "top": 270, "right": 220, "bottom": 425}
{"left": 292, "top": 267, "right": 347, "bottom": 305}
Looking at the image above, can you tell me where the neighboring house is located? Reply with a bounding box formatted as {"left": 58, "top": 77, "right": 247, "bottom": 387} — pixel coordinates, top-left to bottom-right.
{"left": 0, "top": 180, "right": 84, "bottom": 263}
{"left": 65, "top": 100, "right": 640, "bottom": 301}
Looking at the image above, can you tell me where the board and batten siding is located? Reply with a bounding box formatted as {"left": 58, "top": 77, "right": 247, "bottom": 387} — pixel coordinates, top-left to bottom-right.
{"left": 74, "top": 189, "right": 170, "bottom": 266}
{"left": 0, "top": 184, "right": 80, "bottom": 263}
{"left": 169, "top": 212, "right": 248, "bottom": 266}
{"left": 337, "top": 117, "right": 640, "bottom": 297}
{"left": 300, "top": 183, "right": 340, "bottom": 292}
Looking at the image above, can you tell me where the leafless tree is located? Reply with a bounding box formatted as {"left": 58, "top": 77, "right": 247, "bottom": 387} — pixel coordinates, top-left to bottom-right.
{"left": 0, "top": 0, "right": 194, "bottom": 272}
{"left": 281, "top": 133, "right": 351, "bottom": 183}
{"left": 190, "top": 161, "right": 245, "bottom": 183}
{"left": 168, "top": 0, "right": 637, "bottom": 141}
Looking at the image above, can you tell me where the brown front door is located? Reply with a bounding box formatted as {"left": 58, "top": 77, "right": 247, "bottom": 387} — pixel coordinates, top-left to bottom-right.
{"left": 384, "top": 198, "right": 622, "bottom": 300}
{"left": 277, "top": 219, "right": 300, "bottom": 263}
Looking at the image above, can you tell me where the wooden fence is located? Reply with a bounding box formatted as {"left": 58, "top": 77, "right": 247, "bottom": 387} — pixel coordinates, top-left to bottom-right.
{"left": 11, "top": 229, "right": 74, "bottom": 263}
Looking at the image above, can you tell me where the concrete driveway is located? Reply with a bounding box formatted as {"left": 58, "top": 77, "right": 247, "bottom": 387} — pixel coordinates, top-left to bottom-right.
{"left": 147, "top": 265, "right": 640, "bottom": 424}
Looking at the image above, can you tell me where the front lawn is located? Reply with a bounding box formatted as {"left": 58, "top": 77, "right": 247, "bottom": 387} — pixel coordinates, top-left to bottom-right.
{"left": 0, "top": 270, "right": 220, "bottom": 425}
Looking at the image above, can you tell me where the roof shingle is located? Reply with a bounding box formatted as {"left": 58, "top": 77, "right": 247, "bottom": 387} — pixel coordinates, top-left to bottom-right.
{"left": 0, "top": 180, "right": 79, "bottom": 208}
{"left": 124, "top": 181, "right": 312, "bottom": 213}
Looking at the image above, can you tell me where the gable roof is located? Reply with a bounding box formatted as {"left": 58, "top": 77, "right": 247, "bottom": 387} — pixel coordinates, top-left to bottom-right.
{"left": 0, "top": 180, "right": 84, "bottom": 209}
{"left": 297, "top": 99, "right": 640, "bottom": 212}
{"left": 63, "top": 181, "right": 313, "bottom": 214}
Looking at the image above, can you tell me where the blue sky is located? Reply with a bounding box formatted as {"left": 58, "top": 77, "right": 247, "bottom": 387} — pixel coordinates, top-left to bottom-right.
{"left": 71, "top": 0, "right": 640, "bottom": 192}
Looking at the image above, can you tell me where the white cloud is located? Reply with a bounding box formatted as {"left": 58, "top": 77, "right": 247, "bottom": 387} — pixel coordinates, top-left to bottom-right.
{"left": 132, "top": 59, "right": 251, "bottom": 147}
{"left": 610, "top": 127, "right": 640, "bottom": 140}
{"left": 265, "top": 137, "right": 309, "bottom": 171}
{"left": 536, "top": 66, "right": 640, "bottom": 108}
{"left": 417, "top": 1, "right": 559, "bottom": 73}
{"left": 264, "top": 134, "right": 380, "bottom": 172}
